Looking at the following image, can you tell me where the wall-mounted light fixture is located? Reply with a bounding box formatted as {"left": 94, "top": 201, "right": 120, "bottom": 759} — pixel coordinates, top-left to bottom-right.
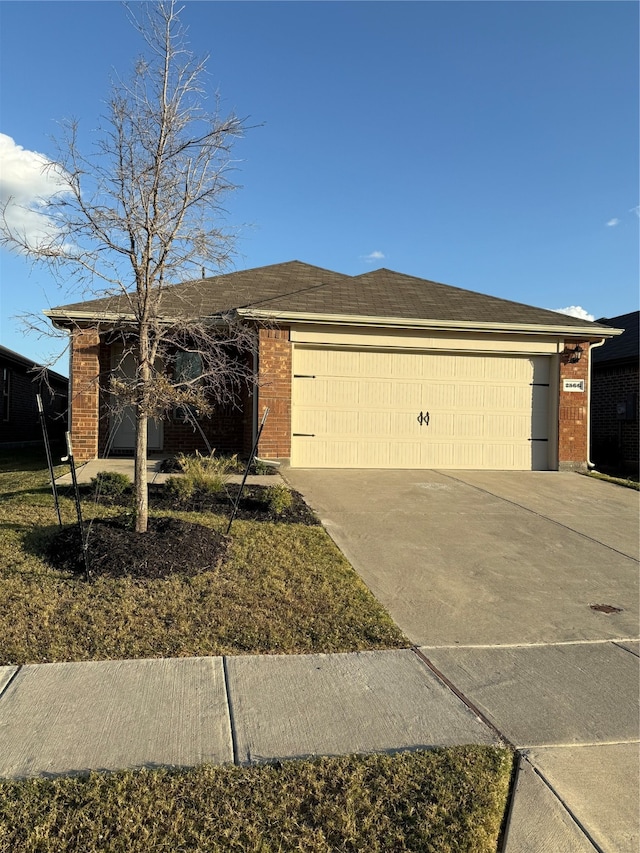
{"left": 568, "top": 345, "right": 583, "bottom": 363}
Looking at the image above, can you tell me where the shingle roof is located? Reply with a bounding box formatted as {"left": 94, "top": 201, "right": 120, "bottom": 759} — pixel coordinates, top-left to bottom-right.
{"left": 0, "top": 344, "right": 68, "bottom": 385}
{"left": 49, "top": 262, "right": 347, "bottom": 318}
{"left": 591, "top": 311, "right": 639, "bottom": 365}
{"left": 47, "top": 260, "right": 617, "bottom": 334}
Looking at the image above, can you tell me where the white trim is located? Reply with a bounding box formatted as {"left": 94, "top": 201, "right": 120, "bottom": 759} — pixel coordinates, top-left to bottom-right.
{"left": 44, "top": 310, "right": 231, "bottom": 327}
{"left": 46, "top": 306, "right": 622, "bottom": 340}
{"left": 290, "top": 324, "right": 564, "bottom": 355}
{"left": 239, "top": 307, "right": 622, "bottom": 339}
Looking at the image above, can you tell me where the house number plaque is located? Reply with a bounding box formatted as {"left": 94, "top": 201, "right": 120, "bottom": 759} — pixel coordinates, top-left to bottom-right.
{"left": 563, "top": 379, "right": 585, "bottom": 392}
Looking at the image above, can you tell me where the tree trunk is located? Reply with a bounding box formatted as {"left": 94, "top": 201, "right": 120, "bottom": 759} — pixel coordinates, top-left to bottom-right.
{"left": 134, "top": 327, "right": 151, "bottom": 534}
{"left": 134, "top": 408, "right": 148, "bottom": 533}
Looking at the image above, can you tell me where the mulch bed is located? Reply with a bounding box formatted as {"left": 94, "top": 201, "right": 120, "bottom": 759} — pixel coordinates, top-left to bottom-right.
{"left": 46, "top": 517, "right": 229, "bottom": 580}
{"left": 47, "top": 485, "right": 320, "bottom": 580}
{"left": 149, "top": 484, "right": 320, "bottom": 525}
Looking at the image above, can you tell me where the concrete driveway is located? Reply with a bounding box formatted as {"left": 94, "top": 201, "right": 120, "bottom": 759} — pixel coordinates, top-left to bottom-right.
{"left": 284, "top": 469, "right": 638, "bottom": 647}
{"left": 284, "top": 468, "right": 640, "bottom": 853}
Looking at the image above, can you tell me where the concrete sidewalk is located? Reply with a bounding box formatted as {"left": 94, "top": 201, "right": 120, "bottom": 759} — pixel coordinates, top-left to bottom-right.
{"left": 0, "top": 649, "right": 498, "bottom": 778}
{"left": 55, "top": 457, "right": 283, "bottom": 487}
{"left": 283, "top": 468, "right": 640, "bottom": 853}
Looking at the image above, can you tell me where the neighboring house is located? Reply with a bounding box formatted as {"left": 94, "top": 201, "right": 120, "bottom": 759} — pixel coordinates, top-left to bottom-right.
{"left": 590, "top": 310, "right": 639, "bottom": 476}
{"left": 0, "top": 345, "right": 68, "bottom": 448}
{"left": 45, "top": 261, "right": 621, "bottom": 471}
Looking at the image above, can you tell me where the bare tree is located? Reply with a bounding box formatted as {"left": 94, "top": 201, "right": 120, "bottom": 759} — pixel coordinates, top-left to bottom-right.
{"left": 1, "top": 1, "right": 255, "bottom": 532}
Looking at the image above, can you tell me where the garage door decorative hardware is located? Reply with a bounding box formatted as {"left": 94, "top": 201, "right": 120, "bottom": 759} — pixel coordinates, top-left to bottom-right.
{"left": 589, "top": 603, "right": 623, "bottom": 614}
{"left": 528, "top": 438, "right": 548, "bottom": 442}
{"left": 294, "top": 374, "right": 316, "bottom": 379}
{"left": 293, "top": 433, "right": 315, "bottom": 437}
{"left": 417, "top": 411, "right": 430, "bottom": 426}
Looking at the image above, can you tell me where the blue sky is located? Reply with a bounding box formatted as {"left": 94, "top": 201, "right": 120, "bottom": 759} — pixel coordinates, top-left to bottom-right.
{"left": 1, "top": 0, "right": 638, "bottom": 374}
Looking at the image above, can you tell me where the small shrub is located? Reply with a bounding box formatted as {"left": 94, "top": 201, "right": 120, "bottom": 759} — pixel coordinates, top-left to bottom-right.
{"left": 252, "top": 459, "right": 278, "bottom": 475}
{"left": 178, "top": 451, "right": 235, "bottom": 484}
{"left": 90, "top": 471, "right": 132, "bottom": 503}
{"left": 166, "top": 452, "right": 237, "bottom": 502}
{"left": 262, "top": 484, "right": 293, "bottom": 515}
{"left": 164, "top": 475, "right": 195, "bottom": 503}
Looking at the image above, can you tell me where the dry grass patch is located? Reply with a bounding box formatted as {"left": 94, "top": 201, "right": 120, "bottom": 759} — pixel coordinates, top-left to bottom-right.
{"left": 0, "top": 747, "right": 514, "bottom": 853}
{"left": 583, "top": 469, "right": 639, "bottom": 490}
{"left": 0, "top": 451, "right": 407, "bottom": 663}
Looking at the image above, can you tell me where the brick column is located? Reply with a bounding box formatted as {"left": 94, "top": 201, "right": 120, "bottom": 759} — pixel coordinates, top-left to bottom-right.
{"left": 70, "top": 328, "right": 100, "bottom": 461}
{"left": 257, "top": 327, "right": 292, "bottom": 459}
{"left": 558, "top": 341, "right": 590, "bottom": 470}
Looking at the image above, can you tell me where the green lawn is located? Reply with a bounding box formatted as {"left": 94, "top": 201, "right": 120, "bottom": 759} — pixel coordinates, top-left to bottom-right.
{"left": 0, "top": 748, "right": 514, "bottom": 853}
{"left": 0, "top": 449, "right": 407, "bottom": 664}
{"left": 0, "top": 451, "right": 514, "bottom": 852}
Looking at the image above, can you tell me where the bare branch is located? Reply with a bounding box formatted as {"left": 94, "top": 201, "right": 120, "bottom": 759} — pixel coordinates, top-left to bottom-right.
{"left": 1, "top": 1, "right": 254, "bottom": 533}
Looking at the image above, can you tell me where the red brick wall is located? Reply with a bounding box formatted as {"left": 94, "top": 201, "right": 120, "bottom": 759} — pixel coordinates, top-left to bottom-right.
{"left": 257, "top": 327, "right": 292, "bottom": 459}
{"left": 97, "top": 339, "right": 113, "bottom": 457}
{"left": 162, "top": 406, "right": 246, "bottom": 456}
{"left": 70, "top": 329, "right": 100, "bottom": 461}
{"left": 558, "top": 342, "right": 590, "bottom": 469}
{"left": 97, "top": 339, "right": 254, "bottom": 459}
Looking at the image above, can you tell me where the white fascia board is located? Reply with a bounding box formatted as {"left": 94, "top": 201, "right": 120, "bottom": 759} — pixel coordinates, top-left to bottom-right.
{"left": 44, "top": 309, "right": 136, "bottom": 324}
{"left": 43, "top": 309, "right": 232, "bottom": 327}
{"left": 237, "top": 308, "right": 623, "bottom": 339}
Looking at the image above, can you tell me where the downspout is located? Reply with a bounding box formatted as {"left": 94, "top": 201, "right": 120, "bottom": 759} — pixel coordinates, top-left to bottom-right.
{"left": 67, "top": 332, "right": 73, "bottom": 443}
{"left": 586, "top": 338, "right": 607, "bottom": 469}
{"left": 252, "top": 346, "right": 258, "bottom": 452}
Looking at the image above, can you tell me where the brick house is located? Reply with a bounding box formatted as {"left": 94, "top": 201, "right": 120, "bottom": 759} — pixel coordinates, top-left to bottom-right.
{"left": 45, "top": 261, "right": 620, "bottom": 470}
{"left": 590, "top": 310, "right": 639, "bottom": 476}
{"left": 0, "top": 345, "right": 68, "bottom": 448}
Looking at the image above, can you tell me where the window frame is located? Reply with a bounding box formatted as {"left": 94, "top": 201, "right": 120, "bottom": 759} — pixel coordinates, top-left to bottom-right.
{"left": 2, "top": 368, "right": 10, "bottom": 422}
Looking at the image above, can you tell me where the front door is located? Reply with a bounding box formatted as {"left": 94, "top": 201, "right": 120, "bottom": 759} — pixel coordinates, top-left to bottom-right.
{"left": 109, "top": 346, "right": 163, "bottom": 452}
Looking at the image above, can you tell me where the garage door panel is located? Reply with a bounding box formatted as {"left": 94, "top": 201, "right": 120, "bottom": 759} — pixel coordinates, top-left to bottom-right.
{"left": 452, "top": 384, "right": 485, "bottom": 408}
{"left": 420, "top": 442, "right": 455, "bottom": 467}
{"left": 422, "top": 384, "right": 456, "bottom": 408}
{"left": 482, "top": 385, "right": 528, "bottom": 409}
{"left": 291, "top": 348, "right": 552, "bottom": 470}
{"left": 293, "top": 409, "right": 325, "bottom": 434}
{"left": 389, "top": 442, "right": 423, "bottom": 467}
{"left": 359, "top": 382, "right": 393, "bottom": 407}
{"left": 323, "top": 380, "right": 359, "bottom": 407}
{"left": 388, "top": 382, "right": 427, "bottom": 408}
{"left": 294, "top": 377, "right": 327, "bottom": 405}
{"left": 483, "top": 413, "right": 531, "bottom": 438}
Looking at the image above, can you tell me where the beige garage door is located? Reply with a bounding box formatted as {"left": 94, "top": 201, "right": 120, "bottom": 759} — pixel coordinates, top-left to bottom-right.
{"left": 291, "top": 347, "right": 551, "bottom": 469}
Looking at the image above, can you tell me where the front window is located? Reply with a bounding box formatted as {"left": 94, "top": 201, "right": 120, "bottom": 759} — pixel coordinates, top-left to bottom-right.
{"left": 173, "top": 351, "right": 204, "bottom": 423}
{"left": 2, "top": 368, "right": 10, "bottom": 422}
{"left": 175, "top": 351, "right": 203, "bottom": 384}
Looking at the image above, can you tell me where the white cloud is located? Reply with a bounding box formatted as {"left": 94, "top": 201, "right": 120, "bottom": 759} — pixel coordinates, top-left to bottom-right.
{"left": 606, "top": 218, "right": 620, "bottom": 227}
{"left": 631, "top": 205, "right": 640, "bottom": 218}
{"left": 361, "top": 250, "right": 385, "bottom": 263}
{"left": 0, "top": 133, "right": 71, "bottom": 251}
{"left": 553, "top": 305, "right": 595, "bottom": 322}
